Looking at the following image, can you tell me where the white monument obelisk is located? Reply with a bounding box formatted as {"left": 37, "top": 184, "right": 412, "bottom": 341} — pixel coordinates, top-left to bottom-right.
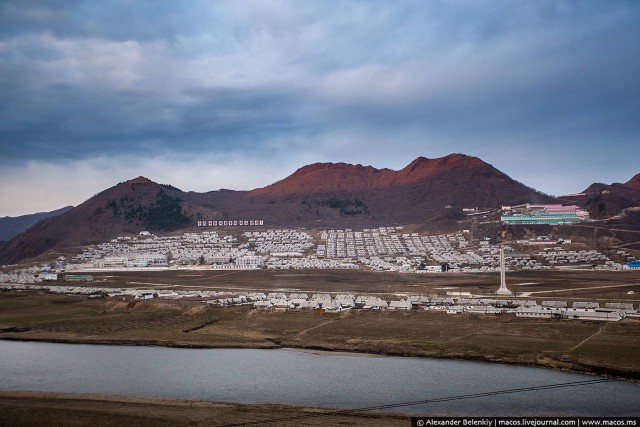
{"left": 496, "top": 246, "right": 513, "bottom": 296}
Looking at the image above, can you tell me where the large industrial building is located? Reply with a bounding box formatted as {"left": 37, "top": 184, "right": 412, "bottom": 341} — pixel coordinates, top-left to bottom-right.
{"left": 501, "top": 204, "right": 589, "bottom": 225}
{"left": 515, "top": 306, "right": 626, "bottom": 321}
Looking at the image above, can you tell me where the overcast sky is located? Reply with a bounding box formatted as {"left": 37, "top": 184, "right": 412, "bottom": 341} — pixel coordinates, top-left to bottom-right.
{"left": 1, "top": 1, "right": 639, "bottom": 216}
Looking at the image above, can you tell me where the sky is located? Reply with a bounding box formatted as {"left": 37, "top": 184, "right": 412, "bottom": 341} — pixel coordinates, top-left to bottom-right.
{"left": 1, "top": 1, "right": 639, "bottom": 216}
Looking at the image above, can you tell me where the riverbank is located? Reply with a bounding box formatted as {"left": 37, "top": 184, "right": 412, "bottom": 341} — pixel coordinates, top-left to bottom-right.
{"left": 0, "top": 391, "right": 409, "bottom": 426}
{"left": 1, "top": 292, "right": 639, "bottom": 380}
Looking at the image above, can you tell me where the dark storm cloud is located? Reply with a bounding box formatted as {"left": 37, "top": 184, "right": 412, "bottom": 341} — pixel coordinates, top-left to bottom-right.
{"left": 312, "top": 2, "right": 640, "bottom": 142}
{"left": 0, "top": 0, "right": 639, "bottom": 200}
{"left": 177, "top": 86, "right": 316, "bottom": 139}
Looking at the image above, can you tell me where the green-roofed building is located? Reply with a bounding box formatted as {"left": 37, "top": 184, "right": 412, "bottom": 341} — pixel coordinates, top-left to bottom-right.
{"left": 63, "top": 274, "right": 94, "bottom": 282}
{"left": 501, "top": 213, "right": 583, "bottom": 225}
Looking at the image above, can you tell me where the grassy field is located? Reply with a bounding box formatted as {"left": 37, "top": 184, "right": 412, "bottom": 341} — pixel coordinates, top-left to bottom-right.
{"left": 0, "top": 391, "right": 409, "bottom": 427}
{"left": 1, "top": 291, "right": 639, "bottom": 379}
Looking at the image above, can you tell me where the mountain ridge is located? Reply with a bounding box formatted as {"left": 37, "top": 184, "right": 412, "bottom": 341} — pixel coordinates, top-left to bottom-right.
{"left": 0, "top": 206, "right": 74, "bottom": 242}
{"left": 2, "top": 153, "right": 638, "bottom": 265}
{"left": 252, "top": 154, "right": 503, "bottom": 196}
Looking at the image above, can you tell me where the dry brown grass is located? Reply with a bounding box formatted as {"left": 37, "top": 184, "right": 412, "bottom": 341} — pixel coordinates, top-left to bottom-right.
{"left": 185, "top": 305, "right": 208, "bottom": 316}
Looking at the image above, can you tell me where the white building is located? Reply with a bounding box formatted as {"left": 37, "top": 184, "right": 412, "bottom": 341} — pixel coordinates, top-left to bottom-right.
{"left": 516, "top": 306, "right": 625, "bottom": 321}
{"left": 515, "top": 306, "right": 563, "bottom": 319}
{"left": 389, "top": 300, "right": 412, "bottom": 310}
{"left": 94, "top": 257, "right": 128, "bottom": 268}
{"left": 564, "top": 308, "right": 625, "bottom": 321}
{"left": 234, "top": 256, "right": 264, "bottom": 268}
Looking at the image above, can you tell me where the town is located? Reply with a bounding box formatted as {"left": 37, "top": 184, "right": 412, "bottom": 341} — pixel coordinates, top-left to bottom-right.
{"left": 4, "top": 225, "right": 634, "bottom": 277}
{"left": 1, "top": 222, "right": 638, "bottom": 323}
{"left": 2, "top": 208, "right": 638, "bottom": 325}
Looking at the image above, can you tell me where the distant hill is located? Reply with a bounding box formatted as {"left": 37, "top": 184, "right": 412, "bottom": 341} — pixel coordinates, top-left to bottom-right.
{"left": 574, "top": 173, "right": 640, "bottom": 219}
{"left": 0, "top": 153, "right": 562, "bottom": 264}
{"left": 0, "top": 206, "right": 73, "bottom": 241}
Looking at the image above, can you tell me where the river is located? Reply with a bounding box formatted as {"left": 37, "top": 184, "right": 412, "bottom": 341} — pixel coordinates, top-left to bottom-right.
{"left": 0, "top": 340, "right": 638, "bottom": 416}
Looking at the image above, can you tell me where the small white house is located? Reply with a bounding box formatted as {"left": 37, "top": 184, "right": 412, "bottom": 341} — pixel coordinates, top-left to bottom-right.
{"left": 336, "top": 298, "right": 356, "bottom": 308}
{"left": 322, "top": 300, "right": 343, "bottom": 312}
{"left": 253, "top": 301, "right": 273, "bottom": 309}
{"left": 389, "top": 300, "right": 412, "bottom": 310}
{"left": 364, "top": 299, "right": 388, "bottom": 310}
{"left": 446, "top": 305, "right": 465, "bottom": 314}
{"left": 272, "top": 299, "right": 294, "bottom": 309}
{"left": 297, "top": 300, "right": 320, "bottom": 310}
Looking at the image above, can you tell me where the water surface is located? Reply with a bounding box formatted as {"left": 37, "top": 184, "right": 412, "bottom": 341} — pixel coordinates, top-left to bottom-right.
{"left": 1, "top": 340, "right": 638, "bottom": 416}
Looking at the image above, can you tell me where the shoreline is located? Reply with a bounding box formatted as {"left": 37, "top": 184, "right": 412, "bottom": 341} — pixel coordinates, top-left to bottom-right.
{"left": 283, "top": 347, "right": 384, "bottom": 357}
{"left": 0, "top": 390, "right": 409, "bottom": 426}
{"left": 2, "top": 336, "right": 639, "bottom": 382}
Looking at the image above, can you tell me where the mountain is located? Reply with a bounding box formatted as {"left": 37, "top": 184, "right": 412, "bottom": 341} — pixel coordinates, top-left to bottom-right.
{"left": 566, "top": 173, "right": 640, "bottom": 250}
{"left": 0, "top": 177, "right": 193, "bottom": 264}
{"left": 252, "top": 154, "right": 490, "bottom": 196}
{"left": 242, "top": 153, "right": 554, "bottom": 225}
{"left": 0, "top": 154, "right": 556, "bottom": 264}
{"left": 0, "top": 206, "right": 73, "bottom": 241}
{"left": 576, "top": 173, "right": 640, "bottom": 219}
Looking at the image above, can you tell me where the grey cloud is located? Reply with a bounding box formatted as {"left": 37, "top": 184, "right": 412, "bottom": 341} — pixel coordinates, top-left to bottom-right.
{"left": 0, "top": 0, "right": 638, "bottom": 196}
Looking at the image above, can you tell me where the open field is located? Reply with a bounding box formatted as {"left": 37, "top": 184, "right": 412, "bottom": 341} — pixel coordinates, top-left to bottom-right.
{"left": 0, "top": 391, "right": 409, "bottom": 426}
{"left": 76, "top": 268, "right": 640, "bottom": 301}
{"left": 1, "top": 291, "right": 639, "bottom": 379}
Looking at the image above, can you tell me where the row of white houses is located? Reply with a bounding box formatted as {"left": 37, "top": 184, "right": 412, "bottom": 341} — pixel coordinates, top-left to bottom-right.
{"left": 1, "top": 283, "right": 637, "bottom": 321}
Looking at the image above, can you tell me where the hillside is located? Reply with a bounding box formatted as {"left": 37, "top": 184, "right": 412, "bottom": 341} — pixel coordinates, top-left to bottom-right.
{"left": 625, "top": 173, "right": 640, "bottom": 191}
{"left": 574, "top": 173, "right": 640, "bottom": 219}
{"left": 0, "top": 178, "right": 192, "bottom": 264}
{"left": 0, "top": 206, "right": 73, "bottom": 242}
{"left": 1, "top": 154, "right": 558, "bottom": 264}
